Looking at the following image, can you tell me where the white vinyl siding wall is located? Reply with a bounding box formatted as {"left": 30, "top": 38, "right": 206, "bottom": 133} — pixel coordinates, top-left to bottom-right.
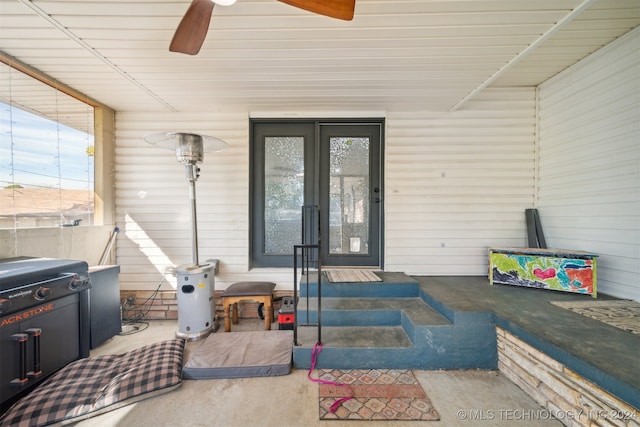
{"left": 116, "top": 112, "right": 251, "bottom": 291}
{"left": 537, "top": 28, "right": 640, "bottom": 301}
{"left": 115, "top": 88, "right": 536, "bottom": 290}
{"left": 385, "top": 88, "right": 536, "bottom": 275}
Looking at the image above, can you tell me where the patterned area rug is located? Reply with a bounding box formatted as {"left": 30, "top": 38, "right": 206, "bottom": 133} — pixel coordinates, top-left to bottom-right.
{"left": 550, "top": 300, "right": 640, "bottom": 335}
{"left": 317, "top": 369, "right": 440, "bottom": 421}
{"left": 325, "top": 270, "right": 382, "bottom": 283}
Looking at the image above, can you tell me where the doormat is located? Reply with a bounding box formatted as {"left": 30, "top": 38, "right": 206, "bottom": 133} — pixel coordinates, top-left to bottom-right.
{"left": 325, "top": 270, "right": 382, "bottom": 283}
{"left": 550, "top": 300, "right": 640, "bottom": 335}
{"left": 318, "top": 369, "right": 440, "bottom": 421}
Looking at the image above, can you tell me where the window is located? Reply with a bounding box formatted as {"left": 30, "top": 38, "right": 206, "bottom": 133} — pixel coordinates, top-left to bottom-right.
{"left": 0, "top": 62, "right": 95, "bottom": 229}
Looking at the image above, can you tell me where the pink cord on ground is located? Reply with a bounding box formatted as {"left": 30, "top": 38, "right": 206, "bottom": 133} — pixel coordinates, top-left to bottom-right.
{"left": 307, "top": 342, "right": 353, "bottom": 413}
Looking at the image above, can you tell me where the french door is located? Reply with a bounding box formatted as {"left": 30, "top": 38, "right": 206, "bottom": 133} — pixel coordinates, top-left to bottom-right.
{"left": 319, "top": 124, "right": 381, "bottom": 266}
{"left": 251, "top": 120, "right": 383, "bottom": 268}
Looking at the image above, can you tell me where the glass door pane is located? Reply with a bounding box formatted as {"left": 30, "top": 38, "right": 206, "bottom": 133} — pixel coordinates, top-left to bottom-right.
{"left": 328, "top": 137, "right": 370, "bottom": 255}
{"left": 264, "top": 136, "right": 304, "bottom": 255}
{"left": 320, "top": 124, "right": 381, "bottom": 267}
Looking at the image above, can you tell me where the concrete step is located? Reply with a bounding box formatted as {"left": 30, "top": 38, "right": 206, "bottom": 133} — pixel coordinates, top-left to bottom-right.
{"left": 296, "top": 297, "right": 451, "bottom": 327}
{"left": 291, "top": 293, "right": 496, "bottom": 370}
{"left": 298, "top": 271, "right": 419, "bottom": 298}
{"left": 290, "top": 272, "right": 497, "bottom": 370}
{"left": 292, "top": 322, "right": 497, "bottom": 370}
{"left": 293, "top": 325, "right": 416, "bottom": 369}
{"left": 297, "top": 325, "right": 413, "bottom": 349}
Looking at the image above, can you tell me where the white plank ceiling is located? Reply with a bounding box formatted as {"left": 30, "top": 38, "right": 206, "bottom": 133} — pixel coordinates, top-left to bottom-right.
{"left": 0, "top": 0, "right": 638, "bottom": 113}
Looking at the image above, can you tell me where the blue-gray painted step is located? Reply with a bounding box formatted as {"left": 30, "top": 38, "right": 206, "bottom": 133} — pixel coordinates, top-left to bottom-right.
{"left": 292, "top": 298, "right": 496, "bottom": 370}
{"left": 291, "top": 272, "right": 497, "bottom": 370}
{"left": 293, "top": 323, "right": 497, "bottom": 370}
{"left": 297, "top": 325, "right": 413, "bottom": 349}
{"left": 296, "top": 297, "right": 451, "bottom": 326}
{"left": 298, "top": 271, "right": 419, "bottom": 298}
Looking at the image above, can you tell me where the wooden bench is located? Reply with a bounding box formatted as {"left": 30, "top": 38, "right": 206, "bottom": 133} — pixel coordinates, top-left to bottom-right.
{"left": 221, "top": 282, "right": 276, "bottom": 332}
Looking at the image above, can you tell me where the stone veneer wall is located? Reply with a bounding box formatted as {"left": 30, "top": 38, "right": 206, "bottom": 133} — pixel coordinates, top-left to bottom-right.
{"left": 119, "top": 290, "right": 291, "bottom": 321}
{"left": 497, "top": 327, "right": 639, "bottom": 427}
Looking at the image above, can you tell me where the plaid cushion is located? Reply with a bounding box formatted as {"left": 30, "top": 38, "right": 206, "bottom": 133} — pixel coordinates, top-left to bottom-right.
{"left": 0, "top": 339, "right": 185, "bottom": 427}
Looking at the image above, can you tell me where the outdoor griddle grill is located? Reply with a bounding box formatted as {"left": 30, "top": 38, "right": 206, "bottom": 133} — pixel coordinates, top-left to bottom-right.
{"left": 0, "top": 257, "right": 91, "bottom": 412}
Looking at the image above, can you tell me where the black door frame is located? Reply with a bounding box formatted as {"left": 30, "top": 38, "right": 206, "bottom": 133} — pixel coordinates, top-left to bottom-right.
{"left": 250, "top": 118, "right": 384, "bottom": 269}
{"left": 319, "top": 122, "right": 383, "bottom": 267}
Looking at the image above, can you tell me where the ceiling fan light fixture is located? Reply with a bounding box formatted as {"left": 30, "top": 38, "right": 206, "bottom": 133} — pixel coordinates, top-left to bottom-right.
{"left": 212, "top": 0, "right": 237, "bottom": 5}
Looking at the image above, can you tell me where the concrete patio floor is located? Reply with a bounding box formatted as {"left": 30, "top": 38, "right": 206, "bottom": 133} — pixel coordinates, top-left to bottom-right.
{"left": 77, "top": 318, "right": 563, "bottom": 427}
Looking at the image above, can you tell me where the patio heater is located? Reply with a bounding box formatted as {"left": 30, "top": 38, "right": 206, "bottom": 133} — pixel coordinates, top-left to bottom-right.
{"left": 145, "top": 131, "right": 228, "bottom": 340}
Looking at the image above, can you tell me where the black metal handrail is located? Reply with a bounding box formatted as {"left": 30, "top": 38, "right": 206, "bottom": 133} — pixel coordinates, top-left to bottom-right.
{"left": 293, "top": 244, "right": 321, "bottom": 346}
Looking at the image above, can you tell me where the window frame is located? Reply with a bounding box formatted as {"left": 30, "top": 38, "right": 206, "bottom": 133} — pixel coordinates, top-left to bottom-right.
{"left": 250, "top": 121, "right": 317, "bottom": 268}
{"left": 249, "top": 118, "right": 385, "bottom": 269}
{"left": 0, "top": 53, "right": 115, "bottom": 228}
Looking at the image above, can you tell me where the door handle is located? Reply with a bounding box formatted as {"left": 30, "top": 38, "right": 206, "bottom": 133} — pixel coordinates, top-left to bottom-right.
{"left": 10, "top": 333, "right": 29, "bottom": 387}
{"left": 26, "top": 328, "right": 42, "bottom": 378}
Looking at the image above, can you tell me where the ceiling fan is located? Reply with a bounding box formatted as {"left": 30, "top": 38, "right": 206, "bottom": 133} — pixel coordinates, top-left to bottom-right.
{"left": 169, "top": 0, "right": 356, "bottom": 55}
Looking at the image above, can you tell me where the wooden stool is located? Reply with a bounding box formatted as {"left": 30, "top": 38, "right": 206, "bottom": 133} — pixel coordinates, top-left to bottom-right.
{"left": 221, "top": 282, "right": 276, "bottom": 332}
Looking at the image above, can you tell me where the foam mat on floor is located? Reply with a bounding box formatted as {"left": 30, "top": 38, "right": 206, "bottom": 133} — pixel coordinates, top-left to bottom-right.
{"left": 183, "top": 330, "right": 293, "bottom": 379}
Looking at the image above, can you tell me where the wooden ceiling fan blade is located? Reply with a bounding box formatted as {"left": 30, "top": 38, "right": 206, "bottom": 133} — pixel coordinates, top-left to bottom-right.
{"left": 170, "top": 0, "right": 215, "bottom": 55}
{"left": 278, "top": 0, "right": 355, "bottom": 21}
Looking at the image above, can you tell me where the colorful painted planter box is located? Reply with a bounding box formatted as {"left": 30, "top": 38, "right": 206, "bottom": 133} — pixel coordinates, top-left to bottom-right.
{"left": 489, "top": 247, "right": 598, "bottom": 297}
